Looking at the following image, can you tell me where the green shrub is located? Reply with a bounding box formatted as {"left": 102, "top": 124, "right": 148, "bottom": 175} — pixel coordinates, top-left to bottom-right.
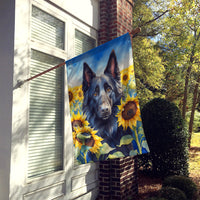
{"left": 159, "top": 186, "right": 187, "bottom": 200}
{"left": 162, "top": 175, "right": 198, "bottom": 200}
{"left": 137, "top": 152, "right": 153, "bottom": 173}
{"left": 146, "top": 197, "right": 167, "bottom": 200}
{"left": 141, "top": 98, "right": 189, "bottom": 177}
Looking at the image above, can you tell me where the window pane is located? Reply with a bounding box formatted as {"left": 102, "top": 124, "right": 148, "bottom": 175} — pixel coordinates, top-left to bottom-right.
{"left": 75, "top": 29, "right": 96, "bottom": 56}
{"left": 28, "top": 50, "right": 64, "bottom": 178}
{"left": 32, "top": 6, "right": 65, "bottom": 49}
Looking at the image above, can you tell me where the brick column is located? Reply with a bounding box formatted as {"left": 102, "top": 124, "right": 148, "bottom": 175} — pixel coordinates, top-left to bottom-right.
{"left": 98, "top": 161, "right": 111, "bottom": 199}
{"left": 98, "top": 1, "right": 139, "bottom": 200}
{"left": 97, "top": 157, "right": 138, "bottom": 200}
{"left": 99, "top": 0, "right": 134, "bottom": 45}
{"left": 110, "top": 157, "right": 138, "bottom": 199}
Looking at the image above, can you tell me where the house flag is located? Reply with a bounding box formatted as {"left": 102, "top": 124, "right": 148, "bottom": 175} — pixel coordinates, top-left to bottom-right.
{"left": 66, "top": 33, "right": 149, "bottom": 164}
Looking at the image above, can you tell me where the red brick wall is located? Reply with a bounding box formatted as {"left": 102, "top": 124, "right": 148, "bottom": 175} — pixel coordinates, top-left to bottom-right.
{"left": 97, "top": 157, "right": 138, "bottom": 200}
{"left": 99, "top": 0, "right": 134, "bottom": 45}
{"left": 97, "top": 1, "right": 138, "bottom": 199}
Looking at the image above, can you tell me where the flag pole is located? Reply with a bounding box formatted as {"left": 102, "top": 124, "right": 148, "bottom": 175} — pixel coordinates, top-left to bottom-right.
{"left": 15, "top": 61, "right": 66, "bottom": 88}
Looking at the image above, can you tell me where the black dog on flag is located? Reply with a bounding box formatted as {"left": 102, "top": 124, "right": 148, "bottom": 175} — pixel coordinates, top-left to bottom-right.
{"left": 82, "top": 50, "right": 122, "bottom": 143}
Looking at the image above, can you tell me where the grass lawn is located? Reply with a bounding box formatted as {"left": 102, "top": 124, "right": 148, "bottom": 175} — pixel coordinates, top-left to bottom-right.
{"left": 190, "top": 132, "right": 200, "bottom": 147}
{"left": 189, "top": 132, "right": 200, "bottom": 190}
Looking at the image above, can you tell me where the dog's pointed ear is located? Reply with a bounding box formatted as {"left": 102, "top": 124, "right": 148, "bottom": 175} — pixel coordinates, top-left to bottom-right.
{"left": 104, "top": 50, "right": 120, "bottom": 81}
{"left": 83, "top": 63, "right": 96, "bottom": 92}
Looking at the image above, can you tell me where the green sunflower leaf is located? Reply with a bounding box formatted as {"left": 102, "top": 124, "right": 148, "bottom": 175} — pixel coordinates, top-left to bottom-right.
{"left": 81, "top": 145, "right": 91, "bottom": 153}
{"left": 108, "top": 151, "right": 125, "bottom": 159}
{"left": 142, "top": 140, "right": 149, "bottom": 151}
{"left": 77, "top": 132, "right": 91, "bottom": 140}
{"left": 117, "top": 135, "right": 134, "bottom": 147}
{"left": 129, "top": 150, "right": 138, "bottom": 156}
{"left": 137, "top": 126, "right": 144, "bottom": 134}
{"left": 99, "top": 143, "right": 115, "bottom": 155}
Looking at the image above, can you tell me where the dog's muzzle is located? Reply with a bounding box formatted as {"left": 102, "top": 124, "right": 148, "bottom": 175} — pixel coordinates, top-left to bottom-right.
{"left": 98, "top": 103, "right": 111, "bottom": 120}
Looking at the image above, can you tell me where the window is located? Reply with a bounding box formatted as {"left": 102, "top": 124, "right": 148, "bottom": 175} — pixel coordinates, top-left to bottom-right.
{"left": 31, "top": 6, "right": 65, "bottom": 50}
{"left": 75, "top": 29, "right": 96, "bottom": 56}
{"left": 28, "top": 5, "right": 97, "bottom": 177}
{"left": 28, "top": 6, "right": 65, "bottom": 178}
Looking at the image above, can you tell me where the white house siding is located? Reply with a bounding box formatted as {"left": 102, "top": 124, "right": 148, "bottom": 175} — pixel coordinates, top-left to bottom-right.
{"left": 0, "top": 0, "right": 99, "bottom": 199}
{"left": 48, "top": 0, "right": 99, "bottom": 30}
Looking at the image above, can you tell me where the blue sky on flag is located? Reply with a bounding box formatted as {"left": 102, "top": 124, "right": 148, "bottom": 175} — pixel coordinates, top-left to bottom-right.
{"left": 66, "top": 33, "right": 133, "bottom": 87}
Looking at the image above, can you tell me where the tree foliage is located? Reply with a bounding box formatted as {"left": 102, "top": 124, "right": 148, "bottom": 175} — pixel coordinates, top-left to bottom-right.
{"left": 133, "top": 37, "right": 165, "bottom": 107}
{"left": 161, "top": 0, "right": 200, "bottom": 144}
{"left": 132, "top": 0, "right": 166, "bottom": 107}
{"left": 163, "top": 0, "right": 200, "bottom": 119}
{"left": 132, "top": 0, "right": 200, "bottom": 145}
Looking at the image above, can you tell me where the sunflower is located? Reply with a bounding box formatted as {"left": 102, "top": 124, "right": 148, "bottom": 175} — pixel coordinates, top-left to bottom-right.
{"left": 121, "top": 68, "right": 130, "bottom": 86}
{"left": 71, "top": 111, "right": 89, "bottom": 132}
{"left": 128, "top": 65, "right": 135, "bottom": 75}
{"left": 116, "top": 95, "right": 142, "bottom": 130}
{"left": 73, "top": 126, "right": 103, "bottom": 154}
{"left": 68, "top": 87, "right": 76, "bottom": 106}
{"left": 76, "top": 86, "right": 84, "bottom": 102}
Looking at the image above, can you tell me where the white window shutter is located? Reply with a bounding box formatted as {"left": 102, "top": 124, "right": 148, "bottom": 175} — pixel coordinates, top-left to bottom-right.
{"left": 75, "top": 29, "right": 96, "bottom": 56}
{"left": 28, "top": 50, "right": 64, "bottom": 178}
{"left": 32, "top": 6, "right": 65, "bottom": 50}
{"left": 28, "top": 6, "right": 65, "bottom": 178}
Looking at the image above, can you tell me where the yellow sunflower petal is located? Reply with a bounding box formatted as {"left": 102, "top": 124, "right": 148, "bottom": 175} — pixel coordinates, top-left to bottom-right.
{"left": 71, "top": 111, "right": 90, "bottom": 131}
{"left": 121, "top": 67, "right": 130, "bottom": 86}
{"left": 68, "top": 87, "right": 76, "bottom": 106}
{"left": 73, "top": 85, "right": 84, "bottom": 102}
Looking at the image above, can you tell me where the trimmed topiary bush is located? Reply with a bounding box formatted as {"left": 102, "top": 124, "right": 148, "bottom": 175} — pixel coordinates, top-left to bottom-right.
{"left": 141, "top": 98, "right": 189, "bottom": 177}
{"left": 159, "top": 186, "right": 187, "bottom": 200}
{"left": 162, "top": 175, "right": 198, "bottom": 200}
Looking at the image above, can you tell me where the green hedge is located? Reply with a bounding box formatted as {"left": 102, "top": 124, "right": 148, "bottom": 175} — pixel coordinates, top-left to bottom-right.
{"left": 162, "top": 176, "right": 198, "bottom": 200}
{"left": 146, "top": 197, "right": 167, "bottom": 200}
{"left": 141, "top": 98, "right": 189, "bottom": 177}
{"left": 159, "top": 186, "right": 187, "bottom": 200}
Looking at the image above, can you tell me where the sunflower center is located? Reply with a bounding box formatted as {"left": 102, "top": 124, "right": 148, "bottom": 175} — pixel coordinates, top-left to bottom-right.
{"left": 76, "top": 132, "right": 95, "bottom": 147}
{"left": 123, "top": 74, "right": 128, "bottom": 81}
{"left": 85, "top": 137, "right": 95, "bottom": 147}
{"left": 78, "top": 91, "right": 82, "bottom": 98}
{"left": 68, "top": 91, "right": 73, "bottom": 102}
{"left": 122, "top": 101, "right": 137, "bottom": 120}
{"left": 72, "top": 120, "right": 83, "bottom": 131}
